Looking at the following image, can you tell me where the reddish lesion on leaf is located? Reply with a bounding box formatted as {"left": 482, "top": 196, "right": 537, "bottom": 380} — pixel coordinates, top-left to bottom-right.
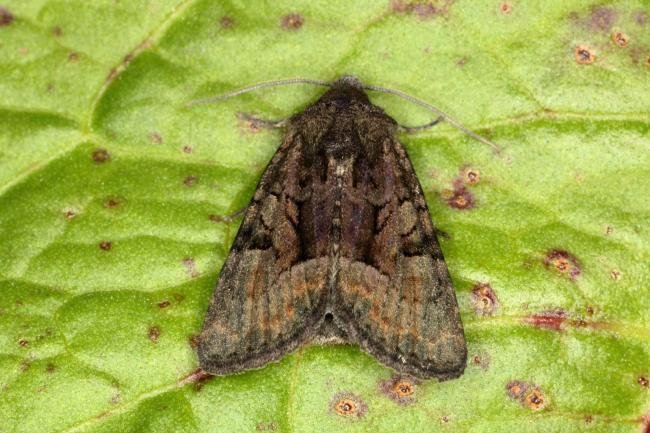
{"left": 524, "top": 309, "right": 567, "bottom": 331}
{"left": 442, "top": 185, "right": 475, "bottom": 210}
{"left": 390, "top": 0, "right": 453, "bottom": 20}
{"left": 0, "top": 6, "right": 13, "bottom": 26}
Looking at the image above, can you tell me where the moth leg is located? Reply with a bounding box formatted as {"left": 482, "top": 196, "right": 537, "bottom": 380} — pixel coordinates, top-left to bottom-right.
{"left": 209, "top": 207, "right": 246, "bottom": 223}
{"left": 397, "top": 116, "right": 442, "bottom": 134}
{"left": 237, "top": 112, "right": 289, "bottom": 129}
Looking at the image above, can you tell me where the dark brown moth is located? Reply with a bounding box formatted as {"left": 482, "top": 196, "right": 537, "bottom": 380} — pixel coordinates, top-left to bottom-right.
{"left": 198, "top": 76, "right": 467, "bottom": 380}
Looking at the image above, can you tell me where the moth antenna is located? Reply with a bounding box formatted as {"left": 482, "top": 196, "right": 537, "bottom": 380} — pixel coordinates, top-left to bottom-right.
{"left": 187, "top": 78, "right": 332, "bottom": 107}
{"left": 363, "top": 84, "right": 502, "bottom": 154}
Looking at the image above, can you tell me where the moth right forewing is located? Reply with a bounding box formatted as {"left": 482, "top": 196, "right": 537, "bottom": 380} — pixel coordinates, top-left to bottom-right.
{"left": 198, "top": 132, "right": 329, "bottom": 375}
{"left": 338, "top": 135, "right": 466, "bottom": 379}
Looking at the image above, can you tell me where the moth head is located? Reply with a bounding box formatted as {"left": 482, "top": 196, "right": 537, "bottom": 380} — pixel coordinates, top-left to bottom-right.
{"left": 334, "top": 75, "right": 363, "bottom": 89}
{"left": 317, "top": 75, "right": 370, "bottom": 107}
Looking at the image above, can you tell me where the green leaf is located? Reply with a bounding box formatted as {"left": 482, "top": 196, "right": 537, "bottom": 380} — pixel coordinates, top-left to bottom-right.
{"left": 1, "top": 1, "right": 649, "bottom": 432}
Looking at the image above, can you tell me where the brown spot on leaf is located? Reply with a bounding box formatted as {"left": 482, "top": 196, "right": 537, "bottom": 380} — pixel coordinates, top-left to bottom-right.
{"left": 148, "top": 326, "right": 161, "bottom": 343}
{"left": 157, "top": 300, "right": 171, "bottom": 309}
{"left": 63, "top": 208, "right": 77, "bottom": 220}
{"left": 18, "top": 338, "right": 29, "bottom": 347}
{"left": 331, "top": 393, "right": 367, "bottom": 418}
{"left": 45, "top": 363, "right": 56, "bottom": 373}
{"left": 379, "top": 375, "right": 418, "bottom": 405}
{"left": 188, "top": 334, "right": 199, "bottom": 349}
{"left": 99, "top": 241, "right": 112, "bottom": 251}
{"left": 182, "top": 257, "right": 200, "bottom": 278}
{"left": 638, "top": 376, "right": 649, "bottom": 388}
{"left": 604, "top": 225, "right": 614, "bottom": 235}
{"left": 149, "top": 132, "right": 163, "bottom": 144}
{"left": 500, "top": 2, "right": 512, "bottom": 14}
{"left": 219, "top": 16, "right": 234, "bottom": 29}
{"left": 68, "top": 52, "right": 79, "bottom": 62}
{"left": 471, "top": 282, "right": 498, "bottom": 316}
{"left": 611, "top": 31, "right": 629, "bottom": 47}
{"left": 544, "top": 249, "right": 581, "bottom": 279}
{"left": 0, "top": 6, "right": 13, "bottom": 26}
{"left": 236, "top": 112, "right": 267, "bottom": 133}
{"left": 574, "top": 45, "right": 596, "bottom": 64}
{"left": 571, "top": 317, "right": 588, "bottom": 328}
{"left": 610, "top": 269, "right": 622, "bottom": 281}
{"left": 52, "top": 26, "right": 62, "bottom": 37}
{"left": 444, "top": 185, "right": 475, "bottom": 210}
{"left": 471, "top": 352, "right": 491, "bottom": 370}
{"left": 255, "top": 421, "right": 278, "bottom": 431}
{"left": 507, "top": 380, "right": 547, "bottom": 410}
{"left": 20, "top": 360, "right": 31, "bottom": 371}
{"left": 524, "top": 387, "right": 547, "bottom": 411}
{"left": 209, "top": 214, "right": 226, "bottom": 223}
{"left": 589, "top": 6, "right": 617, "bottom": 31}
{"left": 506, "top": 380, "right": 528, "bottom": 400}
{"left": 183, "top": 175, "right": 198, "bottom": 187}
{"left": 390, "top": 0, "right": 410, "bottom": 13}
{"left": 525, "top": 309, "right": 567, "bottom": 331}
{"left": 92, "top": 148, "right": 110, "bottom": 164}
{"left": 103, "top": 196, "right": 123, "bottom": 209}
{"left": 280, "top": 12, "right": 304, "bottom": 30}
{"left": 462, "top": 166, "right": 480, "bottom": 185}
{"left": 182, "top": 145, "right": 193, "bottom": 154}
{"left": 411, "top": 3, "right": 437, "bottom": 19}
{"left": 390, "top": 0, "right": 451, "bottom": 20}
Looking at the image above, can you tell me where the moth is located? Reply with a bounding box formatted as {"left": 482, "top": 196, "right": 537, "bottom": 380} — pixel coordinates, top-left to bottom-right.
{"left": 196, "top": 76, "right": 493, "bottom": 380}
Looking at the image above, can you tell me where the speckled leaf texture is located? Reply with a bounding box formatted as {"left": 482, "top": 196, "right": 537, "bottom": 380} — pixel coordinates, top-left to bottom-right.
{"left": 0, "top": 1, "right": 648, "bottom": 432}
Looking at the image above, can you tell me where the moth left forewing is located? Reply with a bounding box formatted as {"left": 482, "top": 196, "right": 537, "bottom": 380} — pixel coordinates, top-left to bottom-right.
{"left": 338, "top": 136, "right": 466, "bottom": 380}
{"left": 199, "top": 132, "right": 329, "bottom": 375}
